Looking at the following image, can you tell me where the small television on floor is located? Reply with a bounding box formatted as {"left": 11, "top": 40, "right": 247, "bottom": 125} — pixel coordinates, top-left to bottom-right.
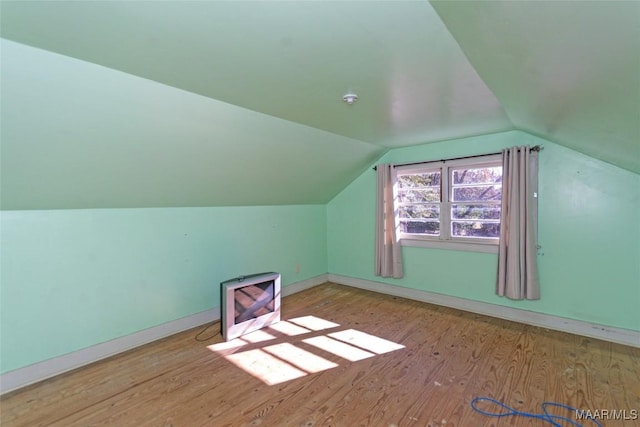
{"left": 221, "top": 272, "right": 281, "bottom": 341}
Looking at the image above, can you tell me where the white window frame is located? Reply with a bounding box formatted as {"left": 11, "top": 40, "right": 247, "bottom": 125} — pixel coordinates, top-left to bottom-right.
{"left": 394, "top": 154, "right": 502, "bottom": 254}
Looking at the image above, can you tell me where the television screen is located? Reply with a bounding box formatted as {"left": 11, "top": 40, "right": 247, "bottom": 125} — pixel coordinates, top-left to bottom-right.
{"left": 221, "top": 272, "right": 281, "bottom": 341}
{"left": 234, "top": 281, "right": 275, "bottom": 324}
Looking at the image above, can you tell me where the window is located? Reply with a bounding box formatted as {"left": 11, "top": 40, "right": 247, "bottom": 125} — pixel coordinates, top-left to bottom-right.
{"left": 395, "top": 155, "right": 502, "bottom": 253}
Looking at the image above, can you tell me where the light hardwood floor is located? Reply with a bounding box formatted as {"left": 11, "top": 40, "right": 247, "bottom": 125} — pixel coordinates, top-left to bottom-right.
{"left": 1, "top": 283, "right": 639, "bottom": 426}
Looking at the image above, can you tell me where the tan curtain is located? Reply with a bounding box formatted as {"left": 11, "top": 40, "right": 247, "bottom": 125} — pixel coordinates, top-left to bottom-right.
{"left": 375, "top": 164, "right": 403, "bottom": 278}
{"left": 497, "top": 146, "right": 540, "bottom": 300}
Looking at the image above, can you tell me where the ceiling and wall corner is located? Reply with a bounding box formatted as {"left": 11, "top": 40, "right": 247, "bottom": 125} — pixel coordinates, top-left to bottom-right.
{"left": 0, "top": 39, "right": 384, "bottom": 210}
{"left": 1, "top": 0, "right": 638, "bottom": 210}
{"left": 430, "top": 0, "right": 640, "bottom": 174}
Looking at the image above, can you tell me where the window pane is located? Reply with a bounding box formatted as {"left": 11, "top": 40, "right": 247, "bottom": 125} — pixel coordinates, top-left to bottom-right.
{"left": 399, "top": 204, "right": 439, "bottom": 219}
{"left": 397, "top": 172, "right": 441, "bottom": 188}
{"left": 451, "top": 222, "right": 500, "bottom": 238}
{"left": 398, "top": 188, "right": 440, "bottom": 203}
{"left": 452, "top": 185, "right": 501, "bottom": 202}
{"left": 394, "top": 162, "right": 503, "bottom": 243}
{"left": 452, "top": 167, "right": 502, "bottom": 185}
{"left": 401, "top": 220, "right": 440, "bottom": 236}
{"left": 451, "top": 204, "right": 501, "bottom": 220}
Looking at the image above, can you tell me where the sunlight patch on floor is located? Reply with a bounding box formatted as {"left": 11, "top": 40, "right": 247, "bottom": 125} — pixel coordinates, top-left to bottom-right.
{"left": 303, "top": 335, "right": 375, "bottom": 362}
{"left": 328, "top": 329, "right": 405, "bottom": 354}
{"left": 207, "top": 316, "right": 405, "bottom": 385}
{"left": 207, "top": 329, "right": 277, "bottom": 355}
{"left": 267, "top": 320, "right": 312, "bottom": 336}
{"left": 225, "top": 348, "right": 307, "bottom": 385}
{"left": 263, "top": 343, "right": 339, "bottom": 373}
{"left": 288, "top": 315, "right": 340, "bottom": 331}
{"left": 241, "top": 329, "right": 277, "bottom": 343}
{"left": 207, "top": 337, "right": 249, "bottom": 353}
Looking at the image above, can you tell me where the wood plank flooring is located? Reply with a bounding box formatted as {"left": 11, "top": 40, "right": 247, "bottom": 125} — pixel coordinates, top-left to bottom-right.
{"left": 2, "top": 283, "right": 639, "bottom": 426}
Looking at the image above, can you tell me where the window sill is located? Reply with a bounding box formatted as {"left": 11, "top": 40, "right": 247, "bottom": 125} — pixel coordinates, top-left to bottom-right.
{"left": 400, "top": 238, "right": 499, "bottom": 254}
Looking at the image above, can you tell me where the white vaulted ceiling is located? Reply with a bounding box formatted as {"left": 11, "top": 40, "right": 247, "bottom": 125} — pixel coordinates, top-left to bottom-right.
{"left": 431, "top": 0, "right": 640, "bottom": 174}
{"left": 1, "top": 1, "right": 638, "bottom": 209}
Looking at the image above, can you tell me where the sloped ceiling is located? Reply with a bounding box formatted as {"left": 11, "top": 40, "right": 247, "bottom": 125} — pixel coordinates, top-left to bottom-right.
{"left": 431, "top": 0, "right": 640, "bottom": 174}
{"left": 1, "top": 1, "right": 638, "bottom": 210}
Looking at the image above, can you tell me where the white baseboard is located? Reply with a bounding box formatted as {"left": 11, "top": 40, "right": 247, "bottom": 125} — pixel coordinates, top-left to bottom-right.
{"left": 328, "top": 274, "right": 640, "bottom": 349}
{"left": 0, "top": 309, "right": 220, "bottom": 396}
{"left": 283, "top": 273, "right": 329, "bottom": 297}
{"left": 4, "top": 273, "right": 636, "bottom": 395}
{"left": 0, "top": 274, "right": 328, "bottom": 395}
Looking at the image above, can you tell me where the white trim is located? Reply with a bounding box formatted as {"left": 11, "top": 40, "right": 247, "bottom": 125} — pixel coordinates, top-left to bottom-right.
{"left": 400, "top": 238, "right": 499, "bottom": 254}
{"left": 395, "top": 156, "right": 503, "bottom": 251}
{"left": 327, "top": 274, "right": 640, "bottom": 349}
{"left": 5, "top": 272, "right": 636, "bottom": 395}
{"left": 0, "top": 274, "right": 328, "bottom": 395}
{"left": 282, "top": 274, "right": 328, "bottom": 297}
{"left": 0, "top": 308, "right": 219, "bottom": 395}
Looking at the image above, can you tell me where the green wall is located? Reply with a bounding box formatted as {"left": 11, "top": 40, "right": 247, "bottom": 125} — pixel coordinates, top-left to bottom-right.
{"left": 327, "top": 130, "right": 640, "bottom": 331}
{"left": 0, "top": 205, "right": 327, "bottom": 373}
{"left": 2, "top": 131, "right": 638, "bottom": 376}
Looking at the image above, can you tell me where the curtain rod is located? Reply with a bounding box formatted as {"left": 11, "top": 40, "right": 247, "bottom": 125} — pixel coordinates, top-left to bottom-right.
{"left": 372, "top": 145, "right": 542, "bottom": 171}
